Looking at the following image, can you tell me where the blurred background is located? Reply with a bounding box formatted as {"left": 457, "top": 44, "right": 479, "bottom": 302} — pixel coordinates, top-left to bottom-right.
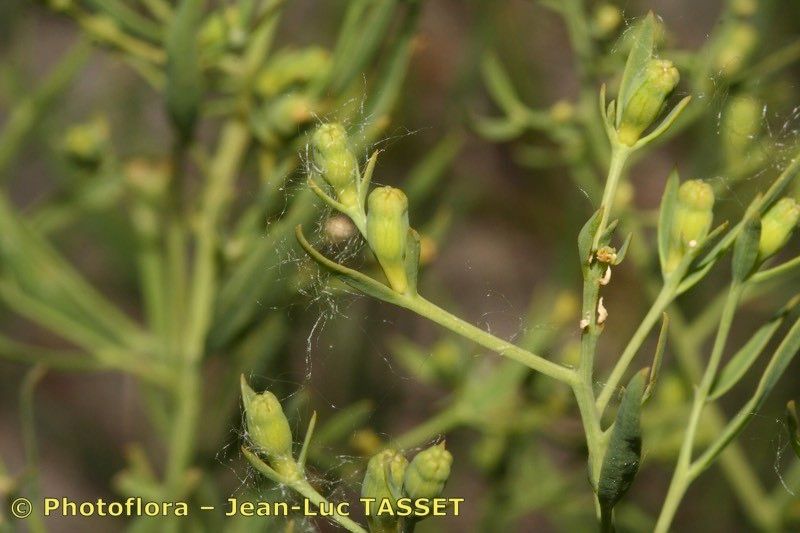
{"left": 3, "top": 0, "right": 800, "bottom": 531}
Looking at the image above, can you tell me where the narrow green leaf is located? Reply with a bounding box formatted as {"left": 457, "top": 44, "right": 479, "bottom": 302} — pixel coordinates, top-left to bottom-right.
{"left": 405, "top": 229, "right": 422, "bottom": 296}
{"left": 643, "top": 315, "right": 669, "bottom": 403}
{"left": 165, "top": 0, "right": 205, "bottom": 141}
{"left": 613, "top": 234, "right": 633, "bottom": 265}
{"left": 732, "top": 218, "right": 761, "bottom": 282}
{"left": 578, "top": 210, "right": 603, "bottom": 267}
{"left": 658, "top": 170, "right": 680, "bottom": 277}
{"left": 709, "top": 294, "right": 800, "bottom": 401}
{"left": 598, "top": 368, "right": 648, "bottom": 515}
{"left": 616, "top": 12, "right": 657, "bottom": 127}
{"left": 298, "top": 412, "right": 317, "bottom": 470}
{"left": 786, "top": 401, "right": 800, "bottom": 459}
{"left": 634, "top": 95, "right": 692, "bottom": 149}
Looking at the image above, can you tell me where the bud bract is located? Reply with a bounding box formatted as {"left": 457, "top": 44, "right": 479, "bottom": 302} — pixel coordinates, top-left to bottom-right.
{"left": 361, "top": 449, "right": 408, "bottom": 531}
{"left": 618, "top": 59, "right": 680, "bottom": 146}
{"left": 403, "top": 442, "right": 453, "bottom": 501}
{"left": 367, "top": 187, "right": 410, "bottom": 293}
{"left": 758, "top": 197, "right": 800, "bottom": 263}
{"left": 666, "top": 180, "right": 715, "bottom": 272}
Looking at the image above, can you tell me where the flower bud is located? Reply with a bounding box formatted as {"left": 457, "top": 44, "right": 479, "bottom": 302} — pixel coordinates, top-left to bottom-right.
{"left": 713, "top": 22, "right": 758, "bottom": 78}
{"left": 361, "top": 449, "right": 407, "bottom": 530}
{"left": 758, "top": 198, "right": 800, "bottom": 263}
{"left": 732, "top": 0, "right": 758, "bottom": 17}
{"left": 266, "top": 93, "right": 314, "bottom": 136}
{"left": 241, "top": 377, "right": 293, "bottom": 466}
{"left": 367, "top": 187, "right": 410, "bottom": 293}
{"left": 618, "top": 59, "right": 680, "bottom": 146}
{"left": 666, "top": 180, "right": 715, "bottom": 272}
{"left": 311, "top": 124, "right": 359, "bottom": 207}
{"left": 63, "top": 117, "right": 110, "bottom": 168}
{"left": 592, "top": 3, "right": 623, "bottom": 39}
{"left": 721, "top": 94, "right": 761, "bottom": 165}
{"left": 403, "top": 442, "right": 453, "bottom": 501}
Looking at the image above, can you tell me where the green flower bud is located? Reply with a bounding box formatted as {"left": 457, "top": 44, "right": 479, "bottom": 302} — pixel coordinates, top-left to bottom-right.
{"left": 721, "top": 94, "right": 761, "bottom": 165}
{"left": 367, "top": 187, "right": 410, "bottom": 293}
{"left": 403, "top": 442, "right": 453, "bottom": 501}
{"left": 63, "top": 117, "right": 110, "bottom": 168}
{"left": 758, "top": 198, "right": 800, "bottom": 263}
{"left": 666, "top": 180, "right": 715, "bottom": 272}
{"left": 618, "top": 59, "right": 680, "bottom": 146}
{"left": 361, "top": 449, "right": 408, "bottom": 530}
{"left": 713, "top": 22, "right": 758, "bottom": 78}
{"left": 311, "top": 124, "right": 360, "bottom": 208}
{"left": 240, "top": 377, "right": 294, "bottom": 467}
{"left": 592, "top": 3, "right": 623, "bottom": 39}
{"left": 256, "top": 47, "right": 331, "bottom": 98}
{"left": 266, "top": 93, "right": 315, "bottom": 136}
{"left": 731, "top": 0, "right": 758, "bottom": 17}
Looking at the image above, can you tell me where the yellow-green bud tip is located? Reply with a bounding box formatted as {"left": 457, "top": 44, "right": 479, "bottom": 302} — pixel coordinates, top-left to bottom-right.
{"left": 759, "top": 197, "right": 800, "bottom": 262}
{"left": 361, "top": 449, "right": 408, "bottom": 505}
{"left": 312, "top": 123, "right": 349, "bottom": 154}
{"left": 403, "top": 442, "right": 453, "bottom": 500}
{"left": 677, "top": 179, "right": 714, "bottom": 210}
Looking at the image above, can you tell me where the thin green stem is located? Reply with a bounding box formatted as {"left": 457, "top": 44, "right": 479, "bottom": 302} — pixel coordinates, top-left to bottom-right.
{"left": 288, "top": 479, "right": 368, "bottom": 533}
{"left": 596, "top": 279, "right": 678, "bottom": 414}
{"left": 404, "top": 296, "right": 577, "bottom": 385}
{"left": 655, "top": 282, "right": 743, "bottom": 532}
{"left": 593, "top": 145, "right": 630, "bottom": 249}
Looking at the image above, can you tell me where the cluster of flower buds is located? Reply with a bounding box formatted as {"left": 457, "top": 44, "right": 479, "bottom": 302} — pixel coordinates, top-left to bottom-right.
{"left": 312, "top": 124, "right": 361, "bottom": 212}
{"left": 617, "top": 59, "right": 681, "bottom": 146}
{"left": 240, "top": 377, "right": 298, "bottom": 479}
{"left": 361, "top": 443, "right": 453, "bottom": 530}
{"left": 310, "top": 123, "right": 420, "bottom": 295}
{"left": 665, "top": 180, "right": 715, "bottom": 273}
{"left": 757, "top": 197, "right": 800, "bottom": 264}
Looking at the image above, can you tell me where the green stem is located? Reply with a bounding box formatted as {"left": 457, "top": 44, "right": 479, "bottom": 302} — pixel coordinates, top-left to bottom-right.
{"left": 288, "top": 479, "right": 368, "bottom": 533}
{"left": 593, "top": 145, "right": 630, "bottom": 249}
{"left": 596, "top": 279, "right": 678, "bottom": 414}
{"left": 655, "top": 282, "right": 743, "bottom": 532}
{"left": 404, "top": 296, "right": 577, "bottom": 385}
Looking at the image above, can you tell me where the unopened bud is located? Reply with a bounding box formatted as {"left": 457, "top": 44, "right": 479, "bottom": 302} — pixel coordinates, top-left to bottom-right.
{"left": 592, "top": 3, "right": 623, "bottom": 39}
{"left": 758, "top": 198, "right": 800, "bottom": 263}
{"left": 267, "top": 93, "right": 314, "bottom": 136}
{"left": 63, "top": 117, "right": 110, "bottom": 167}
{"left": 618, "top": 59, "right": 680, "bottom": 146}
{"left": 731, "top": 0, "right": 758, "bottom": 17}
{"left": 362, "top": 449, "right": 407, "bottom": 529}
{"left": 403, "top": 442, "right": 452, "bottom": 501}
{"left": 311, "top": 124, "right": 359, "bottom": 207}
{"left": 367, "top": 187, "right": 410, "bottom": 293}
{"left": 713, "top": 22, "right": 758, "bottom": 78}
{"left": 721, "top": 94, "right": 761, "bottom": 165}
{"left": 666, "top": 180, "right": 715, "bottom": 272}
{"left": 240, "top": 377, "right": 294, "bottom": 472}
